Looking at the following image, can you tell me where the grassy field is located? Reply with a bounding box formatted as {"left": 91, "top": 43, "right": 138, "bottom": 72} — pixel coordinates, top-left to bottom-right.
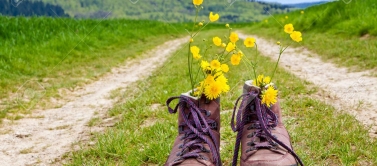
{"left": 0, "top": 16, "right": 189, "bottom": 121}
{"left": 245, "top": 0, "right": 377, "bottom": 72}
{"left": 65, "top": 30, "right": 377, "bottom": 165}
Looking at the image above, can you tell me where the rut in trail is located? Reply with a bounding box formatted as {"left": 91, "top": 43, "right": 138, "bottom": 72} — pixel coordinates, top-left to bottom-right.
{"left": 239, "top": 33, "right": 377, "bottom": 137}
{"left": 0, "top": 37, "right": 188, "bottom": 166}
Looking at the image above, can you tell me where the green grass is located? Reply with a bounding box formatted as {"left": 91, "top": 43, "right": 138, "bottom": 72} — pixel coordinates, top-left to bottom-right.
{"left": 65, "top": 30, "right": 377, "bottom": 165}
{"left": 0, "top": 16, "right": 189, "bottom": 121}
{"left": 245, "top": 0, "right": 377, "bottom": 71}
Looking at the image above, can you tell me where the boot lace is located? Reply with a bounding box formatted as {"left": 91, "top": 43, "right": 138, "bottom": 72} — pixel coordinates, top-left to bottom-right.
{"left": 231, "top": 91, "right": 303, "bottom": 166}
{"left": 166, "top": 96, "right": 221, "bottom": 166}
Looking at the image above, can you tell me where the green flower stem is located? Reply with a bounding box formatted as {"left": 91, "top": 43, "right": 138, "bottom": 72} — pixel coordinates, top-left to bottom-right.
{"left": 271, "top": 45, "right": 288, "bottom": 81}
{"left": 188, "top": 43, "right": 194, "bottom": 94}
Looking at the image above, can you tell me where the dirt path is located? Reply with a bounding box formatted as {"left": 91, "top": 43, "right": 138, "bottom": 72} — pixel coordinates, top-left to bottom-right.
{"left": 0, "top": 37, "right": 188, "bottom": 166}
{"left": 239, "top": 33, "right": 377, "bottom": 136}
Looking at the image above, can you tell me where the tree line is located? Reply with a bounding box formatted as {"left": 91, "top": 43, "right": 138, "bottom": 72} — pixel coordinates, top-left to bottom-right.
{"left": 0, "top": 0, "right": 68, "bottom": 17}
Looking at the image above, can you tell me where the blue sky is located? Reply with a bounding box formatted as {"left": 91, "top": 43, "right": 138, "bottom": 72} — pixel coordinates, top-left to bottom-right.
{"left": 259, "top": 0, "right": 329, "bottom": 4}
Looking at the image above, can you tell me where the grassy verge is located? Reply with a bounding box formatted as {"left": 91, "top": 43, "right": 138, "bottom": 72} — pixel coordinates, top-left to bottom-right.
{"left": 244, "top": 0, "right": 377, "bottom": 72}
{"left": 0, "top": 17, "right": 188, "bottom": 121}
{"left": 66, "top": 30, "right": 377, "bottom": 165}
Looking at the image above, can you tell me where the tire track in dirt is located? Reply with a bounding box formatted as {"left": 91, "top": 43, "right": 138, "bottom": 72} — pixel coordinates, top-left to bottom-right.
{"left": 239, "top": 33, "right": 377, "bottom": 137}
{"left": 0, "top": 37, "right": 188, "bottom": 166}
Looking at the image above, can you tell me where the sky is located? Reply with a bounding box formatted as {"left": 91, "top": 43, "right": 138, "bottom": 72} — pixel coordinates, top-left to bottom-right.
{"left": 259, "top": 0, "right": 329, "bottom": 4}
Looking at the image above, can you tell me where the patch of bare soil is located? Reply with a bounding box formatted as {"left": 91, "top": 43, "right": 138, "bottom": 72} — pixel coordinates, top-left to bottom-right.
{"left": 239, "top": 33, "right": 377, "bottom": 137}
{"left": 0, "top": 37, "right": 188, "bottom": 166}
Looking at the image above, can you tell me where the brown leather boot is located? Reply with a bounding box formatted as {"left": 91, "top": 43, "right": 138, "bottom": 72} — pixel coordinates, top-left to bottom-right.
{"left": 231, "top": 81, "right": 303, "bottom": 166}
{"left": 165, "top": 91, "right": 222, "bottom": 166}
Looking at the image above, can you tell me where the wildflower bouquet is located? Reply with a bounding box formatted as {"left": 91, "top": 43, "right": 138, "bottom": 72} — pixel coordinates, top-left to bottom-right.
{"left": 186, "top": 0, "right": 302, "bottom": 105}
{"left": 245, "top": 23, "right": 303, "bottom": 106}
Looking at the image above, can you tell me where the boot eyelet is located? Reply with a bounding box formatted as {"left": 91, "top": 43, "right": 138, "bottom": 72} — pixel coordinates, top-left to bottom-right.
{"left": 174, "top": 157, "right": 183, "bottom": 162}
{"left": 245, "top": 147, "right": 256, "bottom": 153}
{"left": 247, "top": 142, "right": 255, "bottom": 146}
{"left": 178, "top": 144, "right": 183, "bottom": 149}
{"left": 205, "top": 110, "right": 211, "bottom": 117}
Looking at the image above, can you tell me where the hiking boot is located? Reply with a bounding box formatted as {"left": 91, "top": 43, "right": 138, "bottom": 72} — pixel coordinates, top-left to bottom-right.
{"left": 231, "top": 80, "right": 303, "bottom": 166}
{"left": 165, "top": 91, "right": 222, "bottom": 166}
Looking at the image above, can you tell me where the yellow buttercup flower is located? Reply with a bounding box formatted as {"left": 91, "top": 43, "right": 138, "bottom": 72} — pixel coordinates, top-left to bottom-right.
{"left": 209, "top": 12, "right": 219, "bottom": 22}
{"left": 213, "top": 37, "right": 222, "bottom": 46}
{"left": 204, "top": 81, "right": 222, "bottom": 100}
{"left": 193, "top": 0, "right": 203, "bottom": 6}
{"left": 193, "top": 53, "right": 202, "bottom": 60}
{"left": 198, "top": 22, "right": 203, "bottom": 26}
{"left": 261, "top": 86, "right": 278, "bottom": 107}
{"left": 277, "top": 41, "right": 281, "bottom": 45}
{"left": 226, "top": 42, "right": 235, "bottom": 52}
{"left": 237, "top": 50, "right": 244, "bottom": 57}
{"left": 230, "top": 54, "right": 241, "bottom": 66}
{"left": 221, "top": 43, "right": 226, "bottom": 48}
{"left": 229, "top": 32, "right": 239, "bottom": 43}
{"left": 210, "top": 59, "right": 221, "bottom": 69}
{"left": 221, "top": 64, "right": 229, "bottom": 73}
{"left": 284, "top": 24, "right": 294, "bottom": 34}
{"left": 190, "top": 46, "right": 200, "bottom": 55}
{"left": 301, "top": 10, "right": 304, "bottom": 14}
{"left": 244, "top": 37, "right": 256, "bottom": 48}
{"left": 190, "top": 38, "right": 194, "bottom": 43}
{"left": 290, "top": 31, "right": 303, "bottom": 42}
{"left": 225, "top": 24, "right": 230, "bottom": 28}
{"left": 285, "top": 16, "right": 288, "bottom": 19}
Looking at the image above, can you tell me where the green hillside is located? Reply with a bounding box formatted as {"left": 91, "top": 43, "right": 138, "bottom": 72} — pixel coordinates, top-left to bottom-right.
{"left": 247, "top": 0, "right": 377, "bottom": 70}
{"left": 34, "top": 0, "right": 295, "bottom": 22}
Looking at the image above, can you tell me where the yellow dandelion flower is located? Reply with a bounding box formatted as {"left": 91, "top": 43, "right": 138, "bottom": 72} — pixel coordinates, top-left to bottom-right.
{"left": 261, "top": 86, "right": 278, "bottom": 107}
{"left": 284, "top": 23, "right": 294, "bottom": 34}
{"left": 210, "top": 59, "right": 221, "bottom": 69}
{"left": 216, "top": 74, "right": 227, "bottom": 84}
{"left": 205, "top": 75, "right": 215, "bottom": 85}
{"left": 229, "top": 32, "right": 239, "bottom": 43}
{"left": 221, "top": 64, "right": 229, "bottom": 73}
{"left": 244, "top": 37, "right": 256, "bottom": 48}
{"left": 190, "top": 46, "right": 200, "bottom": 55}
{"left": 204, "top": 81, "right": 222, "bottom": 100}
{"left": 290, "top": 31, "right": 302, "bottom": 42}
{"left": 230, "top": 54, "right": 241, "bottom": 66}
{"left": 200, "top": 60, "right": 211, "bottom": 71}
{"left": 253, "top": 74, "right": 264, "bottom": 87}
{"left": 193, "top": 53, "right": 202, "bottom": 60}
{"left": 209, "top": 12, "right": 219, "bottom": 22}
{"left": 263, "top": 76, "right": 271, "bottom": 84}
{"left": 226, "top": 42, "right": 236, "bottom": 52}
{"left": 213, "top": 37, "right": 222, "bottom": 46}
{"left": 193, "top": 0, "right": 203, "bottom": 6}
